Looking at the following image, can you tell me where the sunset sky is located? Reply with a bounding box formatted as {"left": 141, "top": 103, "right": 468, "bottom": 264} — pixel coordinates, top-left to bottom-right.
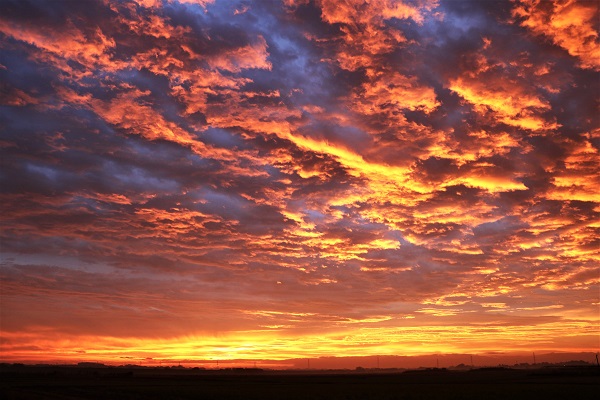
{"left": 1, "top": 0, "right": 599, "bottom": 367}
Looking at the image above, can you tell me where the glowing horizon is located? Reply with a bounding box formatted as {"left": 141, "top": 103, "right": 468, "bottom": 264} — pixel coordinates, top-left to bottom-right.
{"left": 0, "top": 0, "right": 598, "bottom": 367}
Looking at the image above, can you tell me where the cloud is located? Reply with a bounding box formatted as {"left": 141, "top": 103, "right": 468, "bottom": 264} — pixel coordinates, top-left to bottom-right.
{"left": 0, "top": 0, "right": 598, "bottom": 364}
{"left": 513, "top": 0, "right": 600, "bottom": 71}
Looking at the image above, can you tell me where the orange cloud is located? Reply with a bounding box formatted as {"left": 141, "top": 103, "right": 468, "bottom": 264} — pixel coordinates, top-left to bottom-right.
{"left": 354, "top": 70, "right": 440, "bottom": 115}
{"left": 449, "top": 75, "right": 558, "bottom": 132}
{"left": 0, "top": 18, "right": 120, "bottom": 80}
{"left": 546, "top": 135, "right": 600, "bottom": 202}
{"left": 513, "top": 0, "right": 600, "bottom": 70}
{"left": 315, "top": 0, "right": 436, "bottom": 71}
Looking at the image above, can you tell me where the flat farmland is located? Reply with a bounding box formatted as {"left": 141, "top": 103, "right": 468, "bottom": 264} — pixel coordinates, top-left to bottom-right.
{"left": 1, "top": 365, "right": 598, "bottom": 400}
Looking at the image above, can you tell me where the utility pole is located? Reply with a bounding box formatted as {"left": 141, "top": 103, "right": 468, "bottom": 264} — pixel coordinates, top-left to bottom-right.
{"left": 377, "top": 356, "right": 380, "bottom": 369}
{"left": 532, "top": 352, "right": 536, "bottom": 365}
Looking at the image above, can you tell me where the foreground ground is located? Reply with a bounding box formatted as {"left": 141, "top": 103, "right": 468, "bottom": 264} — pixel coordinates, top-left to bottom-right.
{"left": 1, "top": 364, "right": 598, "bottom": 400}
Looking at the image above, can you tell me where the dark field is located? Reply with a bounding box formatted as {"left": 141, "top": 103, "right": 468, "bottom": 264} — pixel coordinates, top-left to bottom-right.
{"left": 1, "top": 364, "right": 598, "bottom": 400}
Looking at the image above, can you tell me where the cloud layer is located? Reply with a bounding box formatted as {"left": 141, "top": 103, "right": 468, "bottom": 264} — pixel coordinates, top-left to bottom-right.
{"left": 1, "top": 0, "right": 598, "bottom": 364}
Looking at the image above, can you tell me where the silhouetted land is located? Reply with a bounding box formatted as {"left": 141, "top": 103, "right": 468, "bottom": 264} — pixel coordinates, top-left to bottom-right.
{"left": 1, "top": 363, "right": 598, "bottom": 399}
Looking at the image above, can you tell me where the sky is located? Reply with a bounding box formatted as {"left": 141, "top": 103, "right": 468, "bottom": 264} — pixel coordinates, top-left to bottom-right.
{"left": 0, "top": 0, "right": 599, "bottom": 367}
